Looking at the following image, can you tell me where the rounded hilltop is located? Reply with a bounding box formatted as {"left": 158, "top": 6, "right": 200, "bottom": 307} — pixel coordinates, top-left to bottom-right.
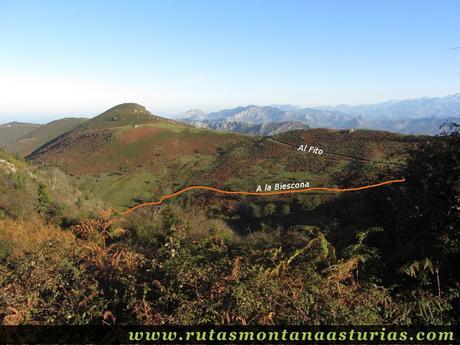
{"left": 80, "top": 103, "right": 162, "bottom": 130}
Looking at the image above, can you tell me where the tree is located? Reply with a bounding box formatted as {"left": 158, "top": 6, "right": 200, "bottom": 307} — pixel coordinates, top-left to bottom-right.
{"left": 262, "top": 203, "right": 276, "bottom": 216}
{"left": 36, "top": 183, "right": 52, "bottom": 215}
{"left": 246, "top": 203, "right": 261, "bottom": 218}
{"left": 343, "top": 227, "right": 383, "bottom": 283}
{"left": 280, "top": 203, "right": 290, "bottom": 215}
{"left": 378, "top": 123, "right": 460, "bottom": 297}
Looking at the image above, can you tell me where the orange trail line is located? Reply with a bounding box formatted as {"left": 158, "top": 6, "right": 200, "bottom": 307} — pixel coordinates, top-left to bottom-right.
{"left": 121, "top": 178, "right": 406, "bottom": 216}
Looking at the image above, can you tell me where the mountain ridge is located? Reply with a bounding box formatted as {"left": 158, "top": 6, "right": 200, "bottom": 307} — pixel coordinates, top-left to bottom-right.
{"left": 6, "top": 117, "right": 88, "bottom": 157}
{"left": 180, "top": 94, "right": 460, "bottom": 135}
{"left": 0, "top": 122, "right": 41, "bottom": 147}
{"left": 318, "top": 93, "right": 460, "bottom": 120}
{"left": 187, "top": 119, "right": 310, "bottom": 136}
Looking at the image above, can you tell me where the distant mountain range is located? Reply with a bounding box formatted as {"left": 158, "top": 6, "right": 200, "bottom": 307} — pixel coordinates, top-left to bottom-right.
{"left": 188, "top": 120, "right": 310, "bottom": 136}
{"left": 180, "top": 94, "right": 460, "bottom": 135}
{"left": 320, "top": 93, "right": 460, "bottom": 120}
{"left": 181, "top": 106, "right": 358, "bottom": 135}
{"left": 2, "top": 94, "right": 460, "bottom": 142}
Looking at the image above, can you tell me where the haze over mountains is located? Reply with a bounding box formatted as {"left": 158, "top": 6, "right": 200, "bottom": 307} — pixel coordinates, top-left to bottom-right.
{"left": 321, "top": 93, "right": 460, "bottom": 120}
{"left": 1, "top": 94, "right": 460, "bottom": 146}
{"left": 181, "top": 93, "right": 460, "bottom": 135}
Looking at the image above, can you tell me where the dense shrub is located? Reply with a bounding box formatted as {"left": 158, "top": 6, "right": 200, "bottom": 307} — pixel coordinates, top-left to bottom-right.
{"left": 0, "top": 239, "right": 14, "bottom": 262}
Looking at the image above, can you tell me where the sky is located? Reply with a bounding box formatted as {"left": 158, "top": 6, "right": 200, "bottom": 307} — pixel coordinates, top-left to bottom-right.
{"left": 0, "top": 0, "right": 459, "bottom": 123}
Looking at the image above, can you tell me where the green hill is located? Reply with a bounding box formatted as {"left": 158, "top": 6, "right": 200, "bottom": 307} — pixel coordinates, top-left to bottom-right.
{"left": 6, "top": 118, "right": 88, "bottom": 157}
{"left": 78, "top": 103, "right": 165, "bottom": 130}
{"left": 0, "top": 122, "right": 41, "bottom": 147}
{"left": 29, "top": 104, "right": 419, "bottom": 210}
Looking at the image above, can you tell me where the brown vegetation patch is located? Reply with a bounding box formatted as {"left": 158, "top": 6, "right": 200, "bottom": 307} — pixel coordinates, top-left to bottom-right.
{"left": 160, "top": 136, "right": 219, "bottom": 157}
{"left": 119, "top": 127, "right": 162, "bottom": 144}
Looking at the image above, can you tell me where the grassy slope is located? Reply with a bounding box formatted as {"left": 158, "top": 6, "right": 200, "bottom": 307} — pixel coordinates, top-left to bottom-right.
{"left": 0, "top": 148, "right": 103, "bottom": 221}
{"left": 0, "top": 149, "right": 39, "bottom": 219}
{"left": 0, "top": 123, "right": 41, "bottom": 147}
{"left": 6, "top": 118, "right": 88, "bottom": 157}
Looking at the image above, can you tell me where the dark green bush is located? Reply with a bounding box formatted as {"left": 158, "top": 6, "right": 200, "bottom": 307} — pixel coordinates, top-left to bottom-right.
{"left": 0, "top": 239, "right": 14, "bottom": 262}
